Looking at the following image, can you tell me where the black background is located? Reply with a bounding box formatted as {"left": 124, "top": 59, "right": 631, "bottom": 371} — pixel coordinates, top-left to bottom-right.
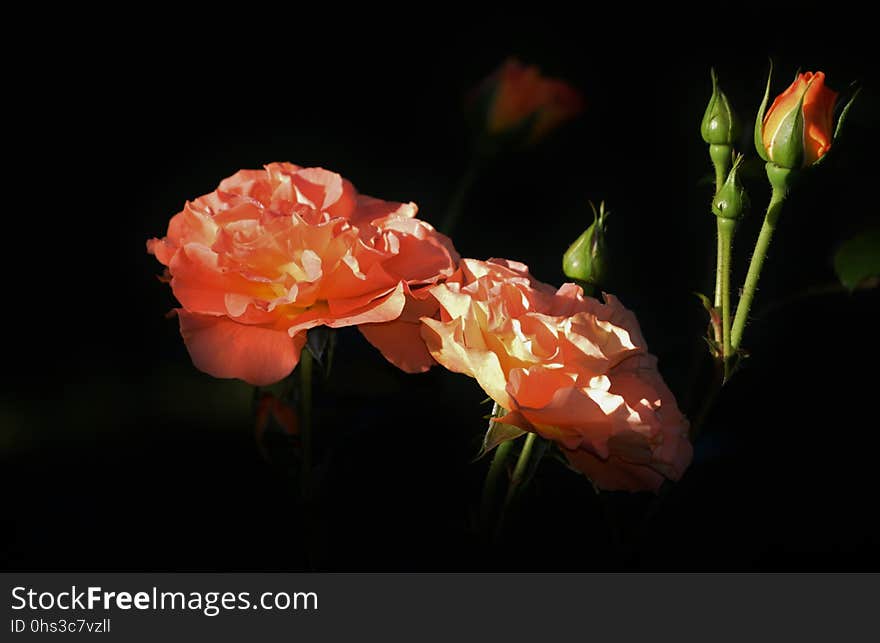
{"left": 4, "top": 12, "right": 878, "bottom": 571}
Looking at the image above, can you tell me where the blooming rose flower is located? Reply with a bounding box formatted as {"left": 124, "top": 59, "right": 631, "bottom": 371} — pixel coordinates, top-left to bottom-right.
{"left": 148, "top": 163, "right": 458, "bottom": 385}
{"left": 420, "top": 258, "right": 692, "bottom": 492}
{"left": 476, "top": 58, "right": 584, "bottom": 144}
{"left": 759, "top": 71, "right": 838, "bottom": 168}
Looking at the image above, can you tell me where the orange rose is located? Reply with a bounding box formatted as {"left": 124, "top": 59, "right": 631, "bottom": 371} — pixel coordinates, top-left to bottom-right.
{"left": 759, "top": 71, "right": 838, "bottom": 168}
{"left": 420, "top": 259, "right": 692, "bottom": 492}
{"left": 481, "top": 58, "right": 584, "bottom": 143}
{"left": 148, "top": 163, "right": 458, "bottom": 385}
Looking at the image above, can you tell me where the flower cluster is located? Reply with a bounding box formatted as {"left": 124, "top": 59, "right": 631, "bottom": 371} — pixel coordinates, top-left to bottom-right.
{"left": 149, "top": 160, "right": 691, "bottom": 491}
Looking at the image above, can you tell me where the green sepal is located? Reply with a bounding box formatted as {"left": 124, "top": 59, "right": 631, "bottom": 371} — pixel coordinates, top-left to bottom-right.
{"left": 693, "top": 290, "right": 714, "bottom": 312}
{"left": 767, "top": 79, "right": 810, "bottom": 169}
{"left": 474, "top": 417, "right": 525, "bottom": 461}
{"left": 754, "top": 61, "right": 773, "bottom": 162}
{"left": 813, "top": 84, "right": 862, "bottom": 168}
{"left": 305, "top": 326, "right": 336, "bottom": 378}
{"left": 833, "top": 84, "right": 861, "bottom": 142}
{"left": 701, "top": 335, "right": 722, "bottom": 360}
{"left": 694, "top": 291, "right": 721, "bottom": 348}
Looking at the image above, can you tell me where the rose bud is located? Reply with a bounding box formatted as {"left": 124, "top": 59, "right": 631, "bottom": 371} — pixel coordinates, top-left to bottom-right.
{"left": 701, "top": 68, "right": 739, "bottom": 147}
{"left": 255, "top": 393, "right": 300, "bottom": 438}
{"left": 471, "top": 58, "right": 584, "bottom": 145}
{"left": 254, "top": 393, "right": 301, "bottom": 467}
{"left": 754, "top": 69, "right": 858, "bottom": 170}
{"left": 712, "top": 155, "right": 748, "bottom": 221}
{"left": 563, "top": 201, "right": 609, "bottom": 289}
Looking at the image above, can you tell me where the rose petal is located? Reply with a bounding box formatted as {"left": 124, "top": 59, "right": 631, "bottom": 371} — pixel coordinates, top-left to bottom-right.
{"left": 286, "top": 282, "right": 407, "bottom": 336}
{"left": 360, "top": 319, "right": 435, "bottom": 373}
{"left": 178, "top": 310, "right": 305, "bottom": 386}
{"left": 168, "top": 244, "right": 275, "bottom": 321}
{"left": 422, "top": 316, "right": 512, "bottom": 409}
{"left": 562, "top": 447, "right": 666, "bottom": 493}
{"left": 359, "top": 285, "right": 441, "bottom": 373}
{"left": 802, "top": 72, "right": 838, "bottom": 165}
{"left": 292, "top": 167, "right": 357, "bottom": 218}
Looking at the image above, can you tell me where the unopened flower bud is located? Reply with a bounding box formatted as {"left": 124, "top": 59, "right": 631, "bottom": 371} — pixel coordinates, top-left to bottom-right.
{"left": 563, "top": 201, "right": 609, "bottom": 287}
{"left": 701, "top": 69, "right": 739, "bottom": 146}
{"left": 469, "top": 58, "right": 585, "bottom": 145}
{"left": 755, "top": 65, "right": 858, "bottom": 170}
{"left": 712, "top": 156, "right": 748, "bottom": 220}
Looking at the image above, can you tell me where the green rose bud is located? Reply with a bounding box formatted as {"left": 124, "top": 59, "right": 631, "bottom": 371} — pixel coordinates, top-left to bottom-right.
{"left": 701, "top": 69, "right": 739, "bottom": 146}
{"left": 712, "top": 155, "right": 749, "bottom": 220}
{"left": 563, "top": 201, "right": 609, "bottom": 288}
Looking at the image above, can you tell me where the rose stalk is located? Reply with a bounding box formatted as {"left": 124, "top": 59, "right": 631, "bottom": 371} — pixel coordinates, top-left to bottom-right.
{"left": 479, "top": 403, "right": 514, "bottom": 534}
{"left": 730, "top": 68, "right": 856, "bottom": 354}
{"left": 712, "top": 156, "right": 748, "bottom": 378}
{"left": 700, "top": 69, "right": 740, "bottom": 369}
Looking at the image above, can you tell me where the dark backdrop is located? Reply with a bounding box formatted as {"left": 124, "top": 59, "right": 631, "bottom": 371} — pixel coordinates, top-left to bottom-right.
{"left": 4, "top": 14, "right": 878, "bottom": 570}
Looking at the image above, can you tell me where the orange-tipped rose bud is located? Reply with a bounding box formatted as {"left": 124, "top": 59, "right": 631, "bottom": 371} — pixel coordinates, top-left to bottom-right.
{"left": 255, "top": 393, "right": 300, "bottom": 438}
{"left": 473, "top": 58, "right": 584, "bottom": 144}
{"left": 756, "top": 71, "right": 838, "bottom": 169}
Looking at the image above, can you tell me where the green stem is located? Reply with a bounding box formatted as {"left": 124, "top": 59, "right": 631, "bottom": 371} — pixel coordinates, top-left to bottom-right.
{"left": 479, "top": 403, "right": 513, "bottom": 533}
{"left": 730, "top": 185, "right": 787, "bottom": 353}
{"left": 710, "top": 144, "right": 731, "bottom": 309}
{"left": 503, "top": 433, "right": 537, "bottom": 509}
{"left": 713, "top": 159, "right": 727, "bottom": 194}
{"left": 714, "top": 222, "right": 724, "bottom": 308}
{"left": 717, "top": 217, "right": 735, "bottom": 380}
{"left": 493, "top": 432, "right": 538, "bottom": 541}
{"left": 299, "top": 347, "right": 313, "bottom": 499}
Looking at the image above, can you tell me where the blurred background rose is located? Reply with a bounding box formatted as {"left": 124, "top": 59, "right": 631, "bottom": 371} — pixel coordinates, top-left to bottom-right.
{"left": 471, "top": 57, "right": 585, "bottom": 144}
